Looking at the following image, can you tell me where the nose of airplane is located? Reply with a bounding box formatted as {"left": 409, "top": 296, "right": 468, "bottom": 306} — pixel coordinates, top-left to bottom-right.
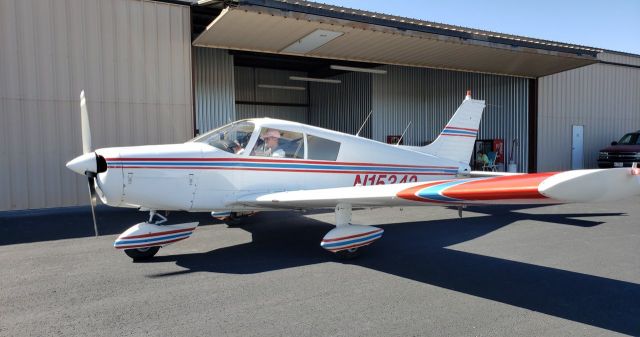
{"left": 66, "top": 152, "right": 99, "bottom": 175}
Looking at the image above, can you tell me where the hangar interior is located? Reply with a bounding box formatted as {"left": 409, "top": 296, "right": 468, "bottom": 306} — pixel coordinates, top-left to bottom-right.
{"left": 190, "top": 0, "right": 599, "bottom": 173}
{"left": 194, "top": 48, "right": 532, "bottom": 171}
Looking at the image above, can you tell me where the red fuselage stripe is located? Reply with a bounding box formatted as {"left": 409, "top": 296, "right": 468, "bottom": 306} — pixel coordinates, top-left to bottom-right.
{"left": 445, "top": 126, "right": 478, "bottom": 131}
{"left": 105, "top": 157, "right": 457, "bottom": 169}
{"left": 440, "top": 134, "right": 476, "bottom": 138}
{"left": 107, "top": 166, "right": 455, "bottom": 175}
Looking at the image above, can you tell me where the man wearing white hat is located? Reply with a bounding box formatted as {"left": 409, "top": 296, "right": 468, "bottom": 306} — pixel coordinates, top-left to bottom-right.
{"left": 260, "top": 129, "right": 286, "bottom": 157}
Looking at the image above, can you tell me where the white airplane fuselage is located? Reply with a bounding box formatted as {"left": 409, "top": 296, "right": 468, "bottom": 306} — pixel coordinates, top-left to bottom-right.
{"left": 65, "top": 93, "right": 640, "bottom": 260}
{"left": 93, "top": 119, "right": 467, "bottom": 212}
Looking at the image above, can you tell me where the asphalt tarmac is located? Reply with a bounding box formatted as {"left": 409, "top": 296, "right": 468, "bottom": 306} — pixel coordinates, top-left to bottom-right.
{"left": 1, "top": 199, "right": 639, "bottom": 337}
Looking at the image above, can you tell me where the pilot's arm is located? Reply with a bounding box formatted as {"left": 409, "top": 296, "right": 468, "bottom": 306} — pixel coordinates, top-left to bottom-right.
{"left": 271, "top": 149, "right": 285, "bottom": 157}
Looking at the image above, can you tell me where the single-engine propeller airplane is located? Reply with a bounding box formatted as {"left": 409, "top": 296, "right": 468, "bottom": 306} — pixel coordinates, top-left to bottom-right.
{"left": 66, "top": 90, "right": 640, "bottom": 261}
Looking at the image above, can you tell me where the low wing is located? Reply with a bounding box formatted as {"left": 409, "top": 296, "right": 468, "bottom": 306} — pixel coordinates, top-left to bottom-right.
{"left": 237, "top": 182, "right": 420, "bottom": 209}
{"left": 234, "top": 168, "right": 640, "bottom": 210}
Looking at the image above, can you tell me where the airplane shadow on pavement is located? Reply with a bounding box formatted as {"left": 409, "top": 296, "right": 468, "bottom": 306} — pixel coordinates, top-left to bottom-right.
{"left": 0, "top": 206, "right": 215, "bottom": 246}
{"left": 1, "top": 205, "right": 637, "bottom": 334}
{"left": 147, "top": 206, "right": 639, "bottom": 336}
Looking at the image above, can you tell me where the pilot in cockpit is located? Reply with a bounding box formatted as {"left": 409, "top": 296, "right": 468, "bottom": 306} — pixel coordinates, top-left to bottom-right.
{"left": 260, "top": 129, "right": 285, "bottom": 157}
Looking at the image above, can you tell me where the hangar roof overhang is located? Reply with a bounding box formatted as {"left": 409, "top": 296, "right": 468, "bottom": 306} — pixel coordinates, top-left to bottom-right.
{"left": 193, "top": 0, "right": 600, "bottom": 78}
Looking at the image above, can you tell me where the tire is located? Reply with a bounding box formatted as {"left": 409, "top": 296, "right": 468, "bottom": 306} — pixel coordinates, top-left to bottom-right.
{"left": 334, "top": 247, "right": 363, "bottom": 260}
{"left": 124, "top": 246, "right": 160, "bottom": 261}
{"left": 224, "top": 212, "right": 245, "bottom": 227}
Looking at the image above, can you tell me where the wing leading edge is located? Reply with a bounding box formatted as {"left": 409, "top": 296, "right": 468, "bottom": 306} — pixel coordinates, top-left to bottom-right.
{"left": 235, "top": 168, "right": 640, "bottom": 209}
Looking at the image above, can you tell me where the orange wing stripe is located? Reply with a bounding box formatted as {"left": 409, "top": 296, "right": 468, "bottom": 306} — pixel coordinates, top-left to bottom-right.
{"left": 442, "top": 173, "right": 557, "bottom": 200}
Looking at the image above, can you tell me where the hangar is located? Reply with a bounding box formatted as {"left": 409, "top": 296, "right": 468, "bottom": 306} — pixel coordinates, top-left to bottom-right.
{"left": 0, "top": 0, "right": 639, "bottom": 211}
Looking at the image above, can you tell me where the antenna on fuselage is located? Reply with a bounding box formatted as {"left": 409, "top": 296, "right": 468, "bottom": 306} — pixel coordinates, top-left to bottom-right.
{"left": 355, "top": 110, "right": 372, "bottom": 137}
{"left": 396, "top": 121, "right": 412, "bottom": 146}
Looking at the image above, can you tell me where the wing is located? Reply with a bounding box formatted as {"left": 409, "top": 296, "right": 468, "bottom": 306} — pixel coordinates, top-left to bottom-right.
{"left": 234, "top": 168, "right": 640, "bottom": 210}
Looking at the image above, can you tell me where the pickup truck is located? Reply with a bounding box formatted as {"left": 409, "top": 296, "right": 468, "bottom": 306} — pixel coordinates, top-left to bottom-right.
{"left": 598, "top": 131, "right": 640, "bottom": 168}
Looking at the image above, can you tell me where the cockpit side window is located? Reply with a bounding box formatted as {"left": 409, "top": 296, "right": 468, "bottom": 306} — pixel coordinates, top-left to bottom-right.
{"left": 306, "top": 134, "right": 341, "bottom": 161}
{"left": 191, "top": 121, "right": 255, "bottom": 154}
{"left": 250, "top": 128, "right": 305, "bottom": 159}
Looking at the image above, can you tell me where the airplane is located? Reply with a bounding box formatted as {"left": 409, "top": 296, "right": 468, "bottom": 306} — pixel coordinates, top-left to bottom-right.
{"left": 66, "top": 90, "right": 640, "bottom": 261}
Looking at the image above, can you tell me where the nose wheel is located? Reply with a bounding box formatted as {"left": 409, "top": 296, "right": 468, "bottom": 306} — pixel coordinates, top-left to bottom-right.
{"left": 114, "top": 210, "right": 199, "bottom": 261}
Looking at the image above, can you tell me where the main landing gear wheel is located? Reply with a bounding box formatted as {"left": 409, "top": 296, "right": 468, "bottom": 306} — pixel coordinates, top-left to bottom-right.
{"left": 224, "top": 212, "right": 243, "bottom": 227}
{"left": 223, "top": 212, "right": 254, "bottom": 227}
{"left": 124, "top": 246, "right": 160, "bottom": 261}
{"left": 321, "top": 204, "right": 383, "bottom": 260}
{"left": 335, "top": 247, "right": 363, "bottom": 260}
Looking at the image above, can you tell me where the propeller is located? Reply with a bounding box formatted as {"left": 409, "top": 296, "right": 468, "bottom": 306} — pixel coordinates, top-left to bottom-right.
{"left": 75, "top": 91, "right": 100, "bottom": 236}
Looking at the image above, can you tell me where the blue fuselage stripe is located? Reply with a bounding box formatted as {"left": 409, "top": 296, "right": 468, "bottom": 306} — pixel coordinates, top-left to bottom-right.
{"left": 108, "top": 161, "right": 458, "bottom": 173}
{"left": 442, "top": 129, "right": 477, "bottom": 136}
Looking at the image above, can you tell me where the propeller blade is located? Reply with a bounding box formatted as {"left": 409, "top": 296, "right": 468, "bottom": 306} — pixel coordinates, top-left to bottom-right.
{"left": 78, "top": 91, "right": 101, "bottom": 236}
{"left": 80, "top": 90, "right": 92, "bottom": 154}
{"left": 87, "top": 174, "right": 99, "bottom": 237}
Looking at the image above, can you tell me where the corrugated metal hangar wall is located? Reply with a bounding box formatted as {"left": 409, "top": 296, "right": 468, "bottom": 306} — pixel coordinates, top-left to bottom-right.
{"left": 234, "top": 67, "right": 309, "bottom": 123}
{"left": 538, "top": 52, "right": 640, "bottom": 171}
{"left": 309, "top": 72, "right": 372, "bottom": 138}
{"left": 311, "top": 65, "right": 529, "bottom": 170}
{"left": 193, "top": 48, "right": 309, "bottom": 135}
{"left": 0, "top": 0, "right": 193, "bottom": 211}
{"left": 194, "top": 48, "right": 530, "bottom": 171}
{"left": 194, "top": 48, "right": 235, "bottom": 132}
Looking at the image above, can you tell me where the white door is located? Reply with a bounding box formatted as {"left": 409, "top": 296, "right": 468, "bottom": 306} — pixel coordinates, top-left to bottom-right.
{"left": 571, "top": 125, "right": 584, "bottom": 169}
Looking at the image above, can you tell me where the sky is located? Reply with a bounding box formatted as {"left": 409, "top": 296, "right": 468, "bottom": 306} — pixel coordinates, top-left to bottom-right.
{"left": 318, "top": 0, "right": 640, "bottom": 55}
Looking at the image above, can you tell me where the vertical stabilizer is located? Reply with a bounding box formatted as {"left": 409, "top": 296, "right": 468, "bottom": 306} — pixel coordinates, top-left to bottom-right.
{"left": 419, "top": 91, "right": 485, "bottom": 163}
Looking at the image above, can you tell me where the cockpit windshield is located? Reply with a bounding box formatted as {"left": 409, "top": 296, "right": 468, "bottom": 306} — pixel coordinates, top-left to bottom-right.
{"left": 191, "top": 121, "right": 255, "bottom": 154}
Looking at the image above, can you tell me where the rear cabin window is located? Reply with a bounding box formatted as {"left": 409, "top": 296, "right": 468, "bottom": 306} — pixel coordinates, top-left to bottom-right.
{"left": 307, "top": 134, "right": 341, "bottom": 161}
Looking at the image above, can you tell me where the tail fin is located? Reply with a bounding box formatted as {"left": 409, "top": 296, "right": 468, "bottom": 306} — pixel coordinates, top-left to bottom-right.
{"left": 418, "top": 91, "right": 485, "bottom": 163}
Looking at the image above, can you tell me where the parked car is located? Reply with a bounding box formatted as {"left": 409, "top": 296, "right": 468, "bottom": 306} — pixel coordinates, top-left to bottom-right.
{"left": 598, "top": 131, "right": 640, "bottom": 168}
